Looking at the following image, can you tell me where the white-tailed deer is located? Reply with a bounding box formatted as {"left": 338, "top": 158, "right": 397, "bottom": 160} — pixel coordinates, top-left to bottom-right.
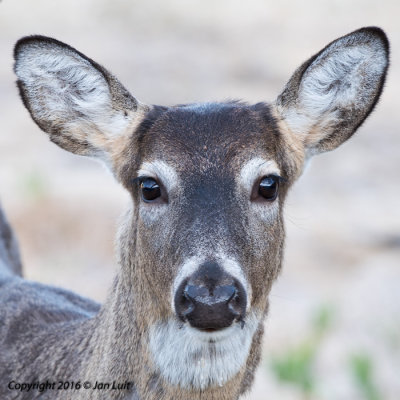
{"left": 0, "top": 27, "right": 389, "bottom": 399}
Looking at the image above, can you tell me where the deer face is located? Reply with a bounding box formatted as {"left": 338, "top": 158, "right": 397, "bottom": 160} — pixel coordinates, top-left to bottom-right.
{"left": 14, "top": 28, "right": 388, "bottom": 390}
{"left": 118, "top": 102, "right": 295, "bottom": 389}
{"left": 120, "top": 103, "right": 291, "bottom": 327}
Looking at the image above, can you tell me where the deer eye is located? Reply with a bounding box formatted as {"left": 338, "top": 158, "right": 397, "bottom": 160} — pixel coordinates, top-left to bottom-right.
{"left": 140, "top": 178, "right": 161, "bottom": 202}
{"left": 257, "top": 175, "right": 279, "bottom": 201}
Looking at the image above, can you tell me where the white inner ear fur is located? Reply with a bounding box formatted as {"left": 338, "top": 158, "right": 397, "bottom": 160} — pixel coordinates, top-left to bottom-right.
{"left": 277, "top": 40, "right": 387, "bottom": 140}
{"left": 15, "top": 43, "right": 143, "bottom": 167}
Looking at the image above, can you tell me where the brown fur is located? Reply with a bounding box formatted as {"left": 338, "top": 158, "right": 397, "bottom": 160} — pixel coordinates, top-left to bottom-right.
{"left": 0, "top": 27, "right": 389, "bottom": 399}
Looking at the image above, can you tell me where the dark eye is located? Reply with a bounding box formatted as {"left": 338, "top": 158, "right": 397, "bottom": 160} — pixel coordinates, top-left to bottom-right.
{"left": 140, "top": 178, "right": 161, "bottom": 202}
{"left": 258, "top": 175, "right": 279, "bottom": 201}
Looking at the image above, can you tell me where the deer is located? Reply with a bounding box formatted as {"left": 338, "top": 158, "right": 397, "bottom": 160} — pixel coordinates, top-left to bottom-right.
{"left": 0, "top": 27, "right": 389, "bottom": 399}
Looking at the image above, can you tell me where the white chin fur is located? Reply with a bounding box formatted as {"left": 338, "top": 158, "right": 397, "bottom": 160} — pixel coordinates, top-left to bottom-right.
{"left": 148, "top": 312, "right": 259, "bottom": 390}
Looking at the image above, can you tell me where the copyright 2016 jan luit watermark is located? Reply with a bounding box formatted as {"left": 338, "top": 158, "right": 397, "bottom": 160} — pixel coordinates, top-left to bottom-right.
{"left": 7, "top": 380, "right": 133, "bottom": 393}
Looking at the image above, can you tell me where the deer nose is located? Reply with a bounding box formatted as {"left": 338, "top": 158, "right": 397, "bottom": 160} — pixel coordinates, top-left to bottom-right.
{"left": 174, "top": 261, "right": 246, "bottom": 331}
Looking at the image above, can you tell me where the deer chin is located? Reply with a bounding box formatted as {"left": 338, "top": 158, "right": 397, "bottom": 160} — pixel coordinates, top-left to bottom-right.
{"left": 148, "top": 312, "right": 260, "bottom": 390}
{"left": 184, "top": 323, "right": 244, "bottom": 343}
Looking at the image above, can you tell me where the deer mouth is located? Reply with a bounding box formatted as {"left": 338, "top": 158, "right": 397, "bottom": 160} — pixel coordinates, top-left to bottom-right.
{"left": 199, "top": 327, "right": 219, "bottom": 333}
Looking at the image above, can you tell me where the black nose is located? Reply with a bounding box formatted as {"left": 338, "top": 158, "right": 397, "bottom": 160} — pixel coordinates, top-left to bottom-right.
{"left": 174, "top": 261, "right": 246, "bottom": 331}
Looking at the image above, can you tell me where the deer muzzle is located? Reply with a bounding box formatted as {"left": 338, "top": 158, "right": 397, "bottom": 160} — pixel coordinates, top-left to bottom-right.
{"left": 174, "top": 261, "right": 247, "bottom": 331}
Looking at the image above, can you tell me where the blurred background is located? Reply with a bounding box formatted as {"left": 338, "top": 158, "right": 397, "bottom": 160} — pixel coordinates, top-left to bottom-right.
{"left": 0, "top": 0, "right": 399, "bottom": 398}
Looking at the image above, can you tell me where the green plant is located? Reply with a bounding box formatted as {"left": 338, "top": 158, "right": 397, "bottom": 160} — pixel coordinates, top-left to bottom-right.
{"left": 19, "top": 170, "right": 47, "bottom": 201}
{"left": 269, "top": 305, "right": 335, "bottom": 397}
{"left": 349, "top": 353, "right": 381, "bottom": 400}
{"left": 270, "top": 339, "right": 316, "bottom": 394}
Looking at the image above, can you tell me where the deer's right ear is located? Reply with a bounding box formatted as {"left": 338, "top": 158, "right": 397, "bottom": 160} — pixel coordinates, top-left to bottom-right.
{"left": 14, "top": 36, "right": 149, "bottom": 171}
{"left": 274, "top": 27, "right": 389, "bottom": 158}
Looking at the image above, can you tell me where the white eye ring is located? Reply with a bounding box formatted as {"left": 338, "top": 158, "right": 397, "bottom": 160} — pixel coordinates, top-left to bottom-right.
{"left": 238, "top": 157, "right": 281, "bottom": 194}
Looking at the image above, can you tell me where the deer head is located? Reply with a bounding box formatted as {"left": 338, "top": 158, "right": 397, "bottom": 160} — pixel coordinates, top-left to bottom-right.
{"left": 14, "top": 27, "right": 389, "bottom": 392}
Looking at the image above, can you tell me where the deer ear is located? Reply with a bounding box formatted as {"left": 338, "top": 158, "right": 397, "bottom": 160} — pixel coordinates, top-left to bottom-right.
{"left": 14, "top": 36, "right": 149, "bottom": 170}
{"left": 274, "top": 27, "right": 389, "bottom": 157}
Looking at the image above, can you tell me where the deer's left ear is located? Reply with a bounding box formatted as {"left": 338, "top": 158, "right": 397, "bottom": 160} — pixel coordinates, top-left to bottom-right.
{"left": 274, "top": 27, "right": 389, "bottom": 157}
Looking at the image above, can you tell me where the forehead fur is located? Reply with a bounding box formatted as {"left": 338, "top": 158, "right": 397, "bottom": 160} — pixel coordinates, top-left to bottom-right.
{"left": 118, "top": 101, "right": 303, "bottom": 187}
{"left": 140, "top": 102, "right": 279, "bottom": 172}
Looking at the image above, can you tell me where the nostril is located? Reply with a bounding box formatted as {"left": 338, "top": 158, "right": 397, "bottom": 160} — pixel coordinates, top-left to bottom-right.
{"left": 174, "top": 271, "right": 247, "bottom": 331}
{"left": 213, "top": 285, "right": 236, "bottom": 304}
{"left": 227, "top": 290, "right": 242, "bottom": 318}
{"left": 180, "top": 290, "right": 195, "bottom": 318}
{"left": 185, "top": 285, "right": 209, "bottom": 302}
{"left": 174, "top": 280, "right": 195, "bottom": 321}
